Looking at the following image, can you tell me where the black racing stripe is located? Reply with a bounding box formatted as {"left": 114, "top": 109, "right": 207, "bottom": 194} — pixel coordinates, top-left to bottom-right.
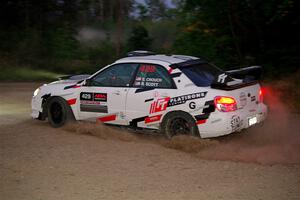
{"left": 145, "top": 98, "right": 154, "bottom": 102}
{"left": 80, "top": 104, "right": 108, "bottom": 113}
{"left": 135, "top": 88, "right": 155, "bottom": 93}
{"left": 203, "top": 100, "right": 215, "bottom": 113}
{"left": 64, "top": 84, "right": 76, "bottom": 90}
{"left": 170, "top": 72, "right": 182, "bottom": 78}
{"left": 195, "top": 100, "right": 215, "bottom": 121}
{"left": 129, "top": 116, "right": 147, "bottom": 127}
{"left": 194, "top": 113, "right": 210, "bottom": 121}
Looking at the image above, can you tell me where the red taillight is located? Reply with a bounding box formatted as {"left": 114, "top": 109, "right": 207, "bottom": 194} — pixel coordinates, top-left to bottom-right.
{"left": 259, "top": 88, "right": 263, "bottom": 103}
{"left": 214, "top": 96, "right": 237, "bottom": 112}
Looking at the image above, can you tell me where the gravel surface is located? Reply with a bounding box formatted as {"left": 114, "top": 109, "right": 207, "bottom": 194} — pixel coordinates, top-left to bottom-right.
{"left": 0, "top": 82, "right": 299, "bottom": 200}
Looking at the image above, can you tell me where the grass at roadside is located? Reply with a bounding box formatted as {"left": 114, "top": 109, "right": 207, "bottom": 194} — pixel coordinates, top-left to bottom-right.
{"left": 0, "top": 67, "right": 63, "bottom": 81}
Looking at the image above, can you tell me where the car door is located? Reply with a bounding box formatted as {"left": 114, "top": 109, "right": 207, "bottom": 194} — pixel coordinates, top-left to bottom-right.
{"left": 78, "top": 63, "right": 139, "bottom": 125}
{"left": 126, "top": 63, "right": 177, "bottom": 129}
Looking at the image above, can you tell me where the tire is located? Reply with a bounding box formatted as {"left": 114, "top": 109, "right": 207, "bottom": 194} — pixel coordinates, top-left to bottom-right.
{"left": 160, "top": 111, "right": 200, "bottom": 139}
{"left": 47, "top": 97, "right": 75, "bottom": 128}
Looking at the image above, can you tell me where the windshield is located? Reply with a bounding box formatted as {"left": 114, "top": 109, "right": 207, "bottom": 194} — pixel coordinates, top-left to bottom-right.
{"left": 180, "top": 63, "right": 223, "bottom": 87}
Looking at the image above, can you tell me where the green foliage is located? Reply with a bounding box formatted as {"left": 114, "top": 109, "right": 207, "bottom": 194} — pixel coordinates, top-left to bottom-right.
{"left": 0, "top": 0, "right": 299, "bottom": 81}
{"left": 126, "top": 25, "right": 152, "bottom": 51}
{"left": 173, "top": 0, "right": 300, "bottom": 73}
{"left": 44, "top": 27, "right": 80, "bottom": 60}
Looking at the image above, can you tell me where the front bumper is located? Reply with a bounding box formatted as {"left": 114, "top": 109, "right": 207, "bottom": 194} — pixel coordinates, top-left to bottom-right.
{"left": 198, "top": 103, "right": 268, "bottom": 138}
{"left": 31, "top": 96, "right": 43, "bottom": 119}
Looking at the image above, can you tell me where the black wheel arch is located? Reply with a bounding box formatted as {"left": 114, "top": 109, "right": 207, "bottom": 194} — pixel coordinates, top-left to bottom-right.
{"left": 42, "top": 95, "right": 73, "bottom": 118}
{"left": 160, "top": 110, "right": 200, "bottom": 138}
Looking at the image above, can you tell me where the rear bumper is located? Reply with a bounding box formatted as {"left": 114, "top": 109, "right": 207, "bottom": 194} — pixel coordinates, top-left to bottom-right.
{"left": 198, "top": 103, "right": 267, "bottom": 138}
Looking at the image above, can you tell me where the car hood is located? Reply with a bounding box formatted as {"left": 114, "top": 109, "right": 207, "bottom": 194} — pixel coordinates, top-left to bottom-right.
{"left": 47, "top": 74, "right": 91, "bottom": 86}
{"left": 38, "top": 75, "right": 90, "bottom": 97}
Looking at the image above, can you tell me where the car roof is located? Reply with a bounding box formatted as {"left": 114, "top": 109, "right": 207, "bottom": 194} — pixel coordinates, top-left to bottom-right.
{"left": 115, "top": 54, "right": 200, "bottom": 65}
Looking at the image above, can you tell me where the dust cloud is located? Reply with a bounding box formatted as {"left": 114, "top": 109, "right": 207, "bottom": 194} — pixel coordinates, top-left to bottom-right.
{"left": 63, "top": 85, "right": 300, "bottom": 165}
{"left": 198, "top": 85, "right": 300, "bottom": 165}
{"left": 76, "top": 27, "right": 107, "bottom": 45}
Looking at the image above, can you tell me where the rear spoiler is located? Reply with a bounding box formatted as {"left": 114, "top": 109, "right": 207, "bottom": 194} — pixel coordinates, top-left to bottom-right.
{"left": 211, "top": 66, "right": 263, "bottom": 90}
{"left": 226, "top": 66, "right": 263, "bottom": 81}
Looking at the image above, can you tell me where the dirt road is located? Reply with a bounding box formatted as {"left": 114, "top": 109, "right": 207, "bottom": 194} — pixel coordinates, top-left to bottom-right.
{"left": 0, "top": 83, "right": 299, "bottom": 200}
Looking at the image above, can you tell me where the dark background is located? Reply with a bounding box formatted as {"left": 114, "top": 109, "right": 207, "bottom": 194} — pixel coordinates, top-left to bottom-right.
{"left": 0, "top": 0, "right": 299, "bottom": 80}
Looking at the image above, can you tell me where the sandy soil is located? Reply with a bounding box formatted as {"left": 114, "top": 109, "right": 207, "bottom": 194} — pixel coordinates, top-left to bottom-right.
{"left": 0, "top": 82, "right": 299, "bottom": 200}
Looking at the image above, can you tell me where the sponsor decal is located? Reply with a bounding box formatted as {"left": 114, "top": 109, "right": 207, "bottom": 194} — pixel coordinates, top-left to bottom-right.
{"left": 189, "top": 102, "right": 196, "bottom": 109}
{"left": 217, "top": 73, "right": 228, "bottom": 83}
{"left": 139, "top": 65, "right": 156, "bottom": 73}
{"left": 80, "top": 92, "right": 108, "bottom": 113}
{"left": 168, "top": 92, "right": 207, "bottom": 107}
{"left": 80, "top": 92, "right": 107, "bottom": 102}
{"left": 231, "top": 115, "right": 242, "bottom": 131}
{"left": 150, "top": 97, "right": 170, "bottom": 114}
{"left": 94, "top": 93, "right": 107, "bottom": 102}
{"left": 80, "top": 100, "right": 101, "bottom": 105}
{"left": 135, "top": 77, "right": 162, "bottom": 87}
{"left": 80, "top": 92, "right": 93, "bottom": 101}
{"left": 80, "top": 104, "right": 107, "bottom": 113}
{"left": 239, "top": 92, "right": 247, "bottom": 107}
{"left": 145, "top": 114, "right": 162, "bottom": 124}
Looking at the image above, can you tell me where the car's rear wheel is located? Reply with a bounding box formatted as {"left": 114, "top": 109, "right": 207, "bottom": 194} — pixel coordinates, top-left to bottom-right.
{"left": 161, "top": 111, "right": 199, "bottom": 138}
{"left": 47, "top": 97, "right": 75, "bottom": 128}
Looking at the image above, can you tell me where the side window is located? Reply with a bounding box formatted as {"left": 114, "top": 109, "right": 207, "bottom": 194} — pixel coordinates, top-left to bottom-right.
{"left": 91, "top": 63, "right": 139, "bottom": 87}
{"left": 133, "top": 64, "right": 173, "bottom": 88}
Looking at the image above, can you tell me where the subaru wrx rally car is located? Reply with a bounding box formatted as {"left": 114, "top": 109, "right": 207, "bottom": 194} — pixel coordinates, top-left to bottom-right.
{"left": 31, "top": 51, "right": 267, "bottom": 138}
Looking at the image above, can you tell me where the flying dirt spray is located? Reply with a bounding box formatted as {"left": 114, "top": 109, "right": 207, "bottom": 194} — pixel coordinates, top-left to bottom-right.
{"left": 64, "top": 85, "right": 300, "bottom": 165}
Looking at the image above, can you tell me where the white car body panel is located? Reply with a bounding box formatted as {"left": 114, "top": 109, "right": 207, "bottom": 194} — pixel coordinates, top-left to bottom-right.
{"left": 31, "top": 54, "right": 267, "bottom": 138}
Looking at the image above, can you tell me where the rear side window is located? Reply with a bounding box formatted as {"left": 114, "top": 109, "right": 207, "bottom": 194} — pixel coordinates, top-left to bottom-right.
{"left": 181, "top": 63, "right": 223, "bottom": 87}
{"left": 133, "top": 64, "right": 173, "bottom": 88}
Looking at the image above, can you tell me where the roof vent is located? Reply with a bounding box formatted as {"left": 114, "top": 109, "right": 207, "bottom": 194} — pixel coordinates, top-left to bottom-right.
{"left": 126, "top": 50, "right": 156, "bottom": 57}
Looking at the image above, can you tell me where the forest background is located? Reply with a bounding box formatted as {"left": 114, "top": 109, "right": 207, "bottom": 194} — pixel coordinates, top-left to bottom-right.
{"left": 0, "top": 0, "right": 299, "bottom": 80}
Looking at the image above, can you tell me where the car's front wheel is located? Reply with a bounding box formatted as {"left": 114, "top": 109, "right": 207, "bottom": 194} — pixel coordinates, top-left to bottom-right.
{"left": 47, "top": 97, "right": 75, "bottom": 128}
{"left": 161, "top": 111, "right": 200, "bottom": 138}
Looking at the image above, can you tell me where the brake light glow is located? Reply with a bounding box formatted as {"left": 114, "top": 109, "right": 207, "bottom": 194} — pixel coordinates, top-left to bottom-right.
{"left": 259, "top": 88, "right": 263, "bottom": 103}
{"left": 214, "top": 96, "right": 237, "bottom": 112}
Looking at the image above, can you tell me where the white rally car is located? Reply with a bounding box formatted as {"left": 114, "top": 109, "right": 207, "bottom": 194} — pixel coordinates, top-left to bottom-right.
{"left": 31, "top": 51, "right": 267, "bottom": 138}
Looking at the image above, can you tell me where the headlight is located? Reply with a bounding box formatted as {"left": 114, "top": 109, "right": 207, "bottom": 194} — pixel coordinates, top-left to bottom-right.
{"left": 33, "top": 88, "right": 40, "bottom": 97}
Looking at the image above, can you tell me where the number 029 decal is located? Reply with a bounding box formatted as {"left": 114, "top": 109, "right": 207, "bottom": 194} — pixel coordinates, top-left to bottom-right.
{"left": 80, "top": 92, "right": 108, "bottom": 113}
